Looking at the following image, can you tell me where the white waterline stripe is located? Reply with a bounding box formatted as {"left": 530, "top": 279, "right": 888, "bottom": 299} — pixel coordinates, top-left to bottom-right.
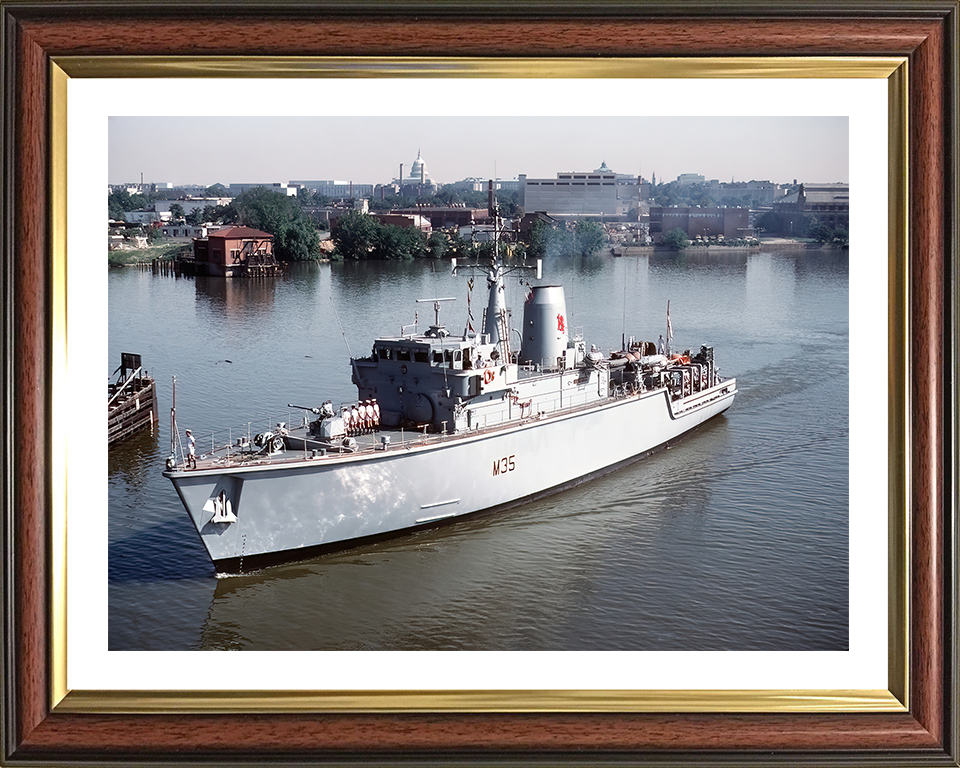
{"left": 419, "top": 498, "right": 461, "bottom": 511}
{"left": 416, "top": 502, "right": 462, "bottom": 524}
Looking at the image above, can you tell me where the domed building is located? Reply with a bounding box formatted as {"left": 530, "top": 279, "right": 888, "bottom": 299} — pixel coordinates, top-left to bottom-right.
{"left": 397, "top": 150, "right": 439, "bottom": 198}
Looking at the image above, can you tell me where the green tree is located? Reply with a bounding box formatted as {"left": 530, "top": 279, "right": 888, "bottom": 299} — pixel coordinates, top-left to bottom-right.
{"left": 230, "top": 187, "right": 321, "bottom": 261}
{"left": 374, "top": 224, "right": 427, "bottom": 260}
{"left": 168, "top": 203, "right": 185, "bottom": 221}
{"left": 445, "top": 231, "right": 478, "bottom": 260}
{"left": 427, "top": 230, "right": 449, "bottom": 259}
{"left": 660, "top": 228, "right": 691, "bottom": 250}
{"left": 653, "top": 181, "right": 681, "bottom": 207}
{"left": 108, "top": 189, "right": 149, "bottom": 220}
{"left": 526, "top": 220, "right": 550, "bottom": 260}
{"left": 809, "top": 222, "right": 834, "bottom": 243}
{"left": 108, "top": 193, "right": 127, "bottom": 220}
{"left": 572, "top": 221, "right": 606, "bottom": 257}
{"left": 754, "top": 210, "right": 777, "bottom": 234}
{"left": 434, "top": 186, "right": 462, "bottom": 206}
{"left": 369, "top": 195, "right": 406, "bottom": 212}
{"left": 332, "top": 211, "right": 437, "bottom": 260}
{"left": 523, "top": 219, "right": 583, "bottom": 258}
{"left": 332, "top": 210, "right": 380, "bottom": 260}
{"left": 208, "top": 204, "right": 232, "bottom": 223}
{"left": 206, "top": 183, "right": 226, "bottom": 196}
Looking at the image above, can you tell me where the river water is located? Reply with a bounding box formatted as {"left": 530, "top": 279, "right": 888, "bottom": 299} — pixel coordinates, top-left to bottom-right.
{"left": 108, "top": 250, "right": 849, "bottom": 651}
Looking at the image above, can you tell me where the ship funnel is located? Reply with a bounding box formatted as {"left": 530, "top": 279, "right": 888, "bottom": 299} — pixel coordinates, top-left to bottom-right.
{"left": 520, "top": 285, "right": 568, "bottom": 367}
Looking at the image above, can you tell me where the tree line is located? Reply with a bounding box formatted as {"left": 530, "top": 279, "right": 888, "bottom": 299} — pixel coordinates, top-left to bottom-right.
{"left": 331, "top": 211, "right": 606, "bottom": 261}
{"left": 110, "top": 187, "right": 322, "bottom": 261}
{"left": 651, "top": 180, "right": 769, "bottom": 210}
{"left": 108, "top": 185, "right": 606, "bottom": 262}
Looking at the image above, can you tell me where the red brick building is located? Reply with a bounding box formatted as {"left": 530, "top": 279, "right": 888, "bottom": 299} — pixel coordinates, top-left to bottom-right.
{"left": 192, "top": 226, "right": 276, "bottom": 277}
{"left": 649, "top": 206, "right": 752, "bottom": 242}
{"left": 394, "top": 206, "right": 487, "bottom": 229}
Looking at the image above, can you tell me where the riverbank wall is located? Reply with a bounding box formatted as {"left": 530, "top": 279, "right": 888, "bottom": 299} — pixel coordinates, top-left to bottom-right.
{"left": 611, "top": 241, "right": 842, "bottom": 256}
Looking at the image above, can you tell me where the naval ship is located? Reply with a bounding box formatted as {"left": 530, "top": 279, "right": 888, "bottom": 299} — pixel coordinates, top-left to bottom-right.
{"left": 163, "top": 212, "right": 737, "bottom": 574}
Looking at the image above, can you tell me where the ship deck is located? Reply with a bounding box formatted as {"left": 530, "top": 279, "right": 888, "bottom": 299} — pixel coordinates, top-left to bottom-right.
{"left": 170, "top": 376, "right": 735, "bottom": 475}
{"left": 181, "top": 415, "right": 539, "bottom": 473}
{"left": 176, "top": 392, "right": 634, "bottom": 474}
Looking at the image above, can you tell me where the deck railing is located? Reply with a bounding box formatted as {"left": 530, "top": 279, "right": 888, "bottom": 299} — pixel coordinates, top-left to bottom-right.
{"left": 169, "top": 378, "right": 689, "bottom": 472}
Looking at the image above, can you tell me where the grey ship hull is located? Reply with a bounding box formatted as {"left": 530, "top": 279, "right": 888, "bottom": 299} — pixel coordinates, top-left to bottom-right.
{"left": 165, "top": 380, "right": 735, "bottom": 573}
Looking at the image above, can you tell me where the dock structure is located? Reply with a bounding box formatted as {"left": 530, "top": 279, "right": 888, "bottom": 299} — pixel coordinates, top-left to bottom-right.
{"left": 108, "top": 353, "right": 159, "bottom": 444}
{"left": 185, "top": 226, "right": 283, "bottom": 277}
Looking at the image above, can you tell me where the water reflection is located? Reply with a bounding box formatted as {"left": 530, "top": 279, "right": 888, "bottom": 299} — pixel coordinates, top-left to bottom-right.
{"left": 108, "top": 427, "right": 161, "bottom": 491}
{"left": 194, "top": 273, "right": 279, "bottom": 316}
{"left": 649, "top": 250, "right": 749, "bottom": 270}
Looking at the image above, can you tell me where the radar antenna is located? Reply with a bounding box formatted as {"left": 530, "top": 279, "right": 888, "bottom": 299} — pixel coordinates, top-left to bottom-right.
{"left": 415, "top": 297, "right": 457, "bottom": 329}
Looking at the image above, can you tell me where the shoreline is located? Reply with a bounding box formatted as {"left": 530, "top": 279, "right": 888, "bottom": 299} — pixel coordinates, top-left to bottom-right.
{"left": 611, "top": 241, "right": 844, "bottom": 255}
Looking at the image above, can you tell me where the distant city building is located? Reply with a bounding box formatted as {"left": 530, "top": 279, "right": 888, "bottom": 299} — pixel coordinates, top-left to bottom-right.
{"left": 122, "top": 209, "right": 170, "bottom": 224}
{"left": 649, "top": 206, "right": 752, "bottom": 242}
{"left": 290, "top": 180, "right": 375, "bottom": 199}
{"left": 395, "top": 206, "right": 487, "bottom": 229}
{"left": 395, "top": 150, "right": 439, "bottom": 198}
{"left": 158, "top": 223, "right": 230, "bottom": 240}
{"left": 373, "top": 213, "right": 432, "bottom": 232}
{"left": 769, "top": 182, "right": 849, "bottom": 234}
{"left": 517, "top": 212, "right": 559, "bottom": 240}
{"left": 171, "top": 184, "right": 209, "bottom": 195}
{"left": 677, "top": 173, "right": 706, "bottom": 186}
{"left": 790, "top": 182, "right": 849, "bottom": 227}
{"left": 520, "top": 168, "right": 627, "bottom": 218}
{"left": 448, "top": 178, "right": 521, "bottom": 194}
{"left": 374, "top": 183, "right": 401, "bottom": 200}
{"left": 110, "top": 184, "right": 147, "bottom": 195}
{"left": 154, "top": 197, "right": 233, "bottom": 216}
{"left": 703, "top": 179, "right": 788, "bottom": 206}
{"left": 109, "top": 182, "right": 173, "bottom": 194}
{"left": 224, "top": 182, "right": 297, "bottom": 197}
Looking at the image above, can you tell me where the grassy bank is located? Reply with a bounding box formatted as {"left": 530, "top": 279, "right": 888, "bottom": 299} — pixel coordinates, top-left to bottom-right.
{"left": 108, "top": 243, "right": 185, "bottom": 267}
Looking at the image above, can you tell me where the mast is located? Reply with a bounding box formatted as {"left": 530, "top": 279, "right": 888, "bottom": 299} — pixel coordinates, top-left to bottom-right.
{"left": 451, "top": 182, "right": 540, "bottom": 364}
{"left": 482, "top": 208, "right": 508, "bottom": 357}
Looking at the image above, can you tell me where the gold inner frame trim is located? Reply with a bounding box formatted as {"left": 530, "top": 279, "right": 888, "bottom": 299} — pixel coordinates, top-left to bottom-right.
{"left": 50, "top": 62, "right": 69, "bottom": 710}
{"left": 56, "top": 688, "right": 906, "bottom": 715}
{"left": 49, "top": 56, "right": 909, "bottom": 715}
{"left": 53, "top": 55, "right": 905, "bottom": 80}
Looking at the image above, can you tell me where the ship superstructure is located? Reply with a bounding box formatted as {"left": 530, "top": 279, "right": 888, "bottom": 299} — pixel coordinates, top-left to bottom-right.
{"left": 163, "top": 208, "right": 737, "bottom": 574}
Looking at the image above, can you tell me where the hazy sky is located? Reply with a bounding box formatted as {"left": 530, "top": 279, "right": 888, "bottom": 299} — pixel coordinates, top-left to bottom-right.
{"left": 109, "top": 116, "right": 847, "bottom": 187}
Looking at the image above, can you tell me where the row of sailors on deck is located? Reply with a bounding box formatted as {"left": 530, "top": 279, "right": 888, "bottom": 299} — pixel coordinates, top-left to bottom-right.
{"left": 343, "top": 399, "right": 380, "bottom": 435}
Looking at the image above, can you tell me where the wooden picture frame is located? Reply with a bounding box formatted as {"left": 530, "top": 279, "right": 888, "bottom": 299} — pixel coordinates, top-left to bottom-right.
{"left": 2, "top": 2, "right": 957, "bottom": 765}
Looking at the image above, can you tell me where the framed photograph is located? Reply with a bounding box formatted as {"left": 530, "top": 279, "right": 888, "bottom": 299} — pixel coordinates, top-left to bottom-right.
{"left": 2, "top": 2, "right": 957, "bottom": 765}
